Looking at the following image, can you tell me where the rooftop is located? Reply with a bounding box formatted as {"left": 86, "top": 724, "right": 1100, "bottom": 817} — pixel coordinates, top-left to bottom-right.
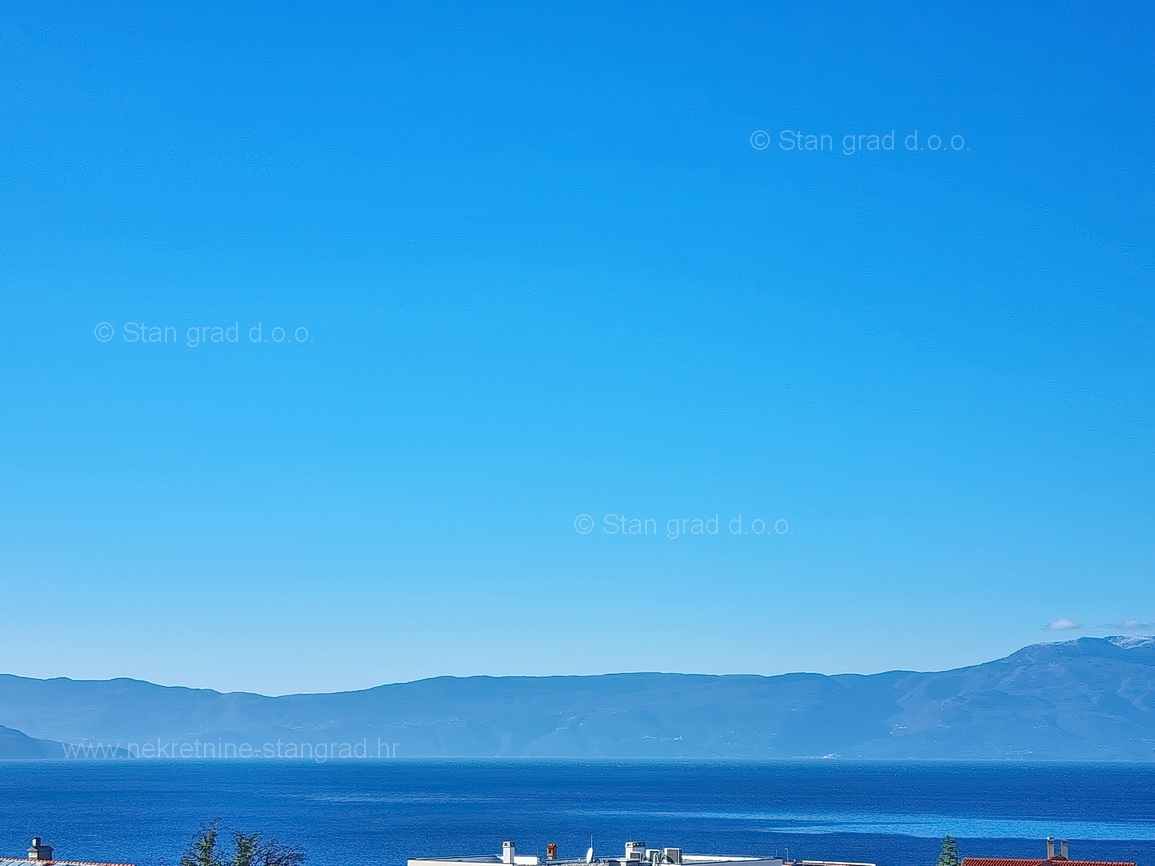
{"left": 410, "top": 842, "right": 873, "bottom": 866}
{"left": 960, "top": 838, "right": 1136, "bottom": 866}
{"left": 2, "top": 837, "right": 135, "bottom": 866}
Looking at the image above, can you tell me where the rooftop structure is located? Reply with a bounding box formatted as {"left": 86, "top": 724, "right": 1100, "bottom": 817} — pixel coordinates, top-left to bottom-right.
{"left": 961, "top": 838, "right": 1137, "bottom": 866}
{"left": 410, "top": 841, "right": 874, "bottom": 866}
{"left": 0, "top": 838, "right": 136, "bottom": 866}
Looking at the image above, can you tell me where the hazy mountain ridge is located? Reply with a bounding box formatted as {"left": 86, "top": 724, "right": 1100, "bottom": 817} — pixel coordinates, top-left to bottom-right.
{"left": 2, "top": 637, "right": 1153, "bottom": 760}
{"left": 0, "top": 724, "right": 65, "bottom": 759}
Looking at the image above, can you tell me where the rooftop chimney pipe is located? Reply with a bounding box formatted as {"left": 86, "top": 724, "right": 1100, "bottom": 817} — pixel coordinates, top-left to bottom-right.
{"left": 1047, "top": 839, "right": 1055, "bottom": 860}
{"left": 1061, "top": 842, "right": 1069, "bottom": 860}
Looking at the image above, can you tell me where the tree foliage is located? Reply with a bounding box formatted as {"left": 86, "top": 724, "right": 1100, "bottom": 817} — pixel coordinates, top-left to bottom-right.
{"left": 937, "top": 837, "right": 960, "bottom": 866}
{"left": 181, "top": 823, "right": 304, "bottom": 866}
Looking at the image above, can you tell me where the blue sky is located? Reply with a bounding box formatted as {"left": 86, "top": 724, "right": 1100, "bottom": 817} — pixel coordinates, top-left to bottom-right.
{"left": 1, "top": 2, "right": 1153, "bottom": 694}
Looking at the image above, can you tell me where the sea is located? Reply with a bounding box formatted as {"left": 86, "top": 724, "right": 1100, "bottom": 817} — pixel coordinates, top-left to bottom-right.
{"left": 0, "top": 762, "right": 1152, "bottom": 866}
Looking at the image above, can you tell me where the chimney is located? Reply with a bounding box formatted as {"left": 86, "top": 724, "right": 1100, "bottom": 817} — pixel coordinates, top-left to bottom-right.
{"left": 1047, "top": 839, "right": 1055, "bottom": 860}
{"left": 29, "top": 840, "right": 54, "bottom": 862}
{"left": 503, "top": 843, "right": 516, "bottom": 865}
{"left": 1061, "top": 842, "right": 1069, "bottom": 860}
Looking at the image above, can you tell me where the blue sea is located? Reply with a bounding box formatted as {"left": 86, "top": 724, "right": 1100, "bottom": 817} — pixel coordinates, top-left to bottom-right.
{"left": 0, "top": 762, "right": 1152, "bottom": 866}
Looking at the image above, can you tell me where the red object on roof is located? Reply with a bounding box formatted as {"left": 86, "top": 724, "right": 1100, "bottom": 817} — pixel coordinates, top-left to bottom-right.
{"left": 961, "top": 859, "right": 1136, "bottom": 866}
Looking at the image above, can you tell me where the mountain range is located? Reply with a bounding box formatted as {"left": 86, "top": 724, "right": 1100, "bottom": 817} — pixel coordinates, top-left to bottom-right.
{"left": 2, "top": 636, "right": 1153, "bottom": 760}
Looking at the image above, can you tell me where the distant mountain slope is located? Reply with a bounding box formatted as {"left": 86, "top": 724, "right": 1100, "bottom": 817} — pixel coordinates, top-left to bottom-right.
{"left": 0, "top": 724, "right": 65, "bottom": 759}
{"left": 1, "top": 637, "right": 1152, "bottom": 760}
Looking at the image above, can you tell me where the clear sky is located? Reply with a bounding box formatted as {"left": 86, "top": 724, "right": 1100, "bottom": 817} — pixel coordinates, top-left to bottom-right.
{"left": 2, "top": 2, "right": 1153, "bottom": 695}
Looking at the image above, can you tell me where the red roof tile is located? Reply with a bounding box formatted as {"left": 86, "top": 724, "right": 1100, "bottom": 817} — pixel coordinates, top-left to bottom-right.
{"left": 962, "top": 859, "right": 1136, "bottom": 866}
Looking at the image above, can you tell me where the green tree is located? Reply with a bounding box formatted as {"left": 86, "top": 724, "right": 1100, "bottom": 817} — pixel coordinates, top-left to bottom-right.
{"left": 936, "top": 837, "right": 960, "bottom": 866}
{"left": 181, "top": 823, "right": 304, "bottom": 866}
